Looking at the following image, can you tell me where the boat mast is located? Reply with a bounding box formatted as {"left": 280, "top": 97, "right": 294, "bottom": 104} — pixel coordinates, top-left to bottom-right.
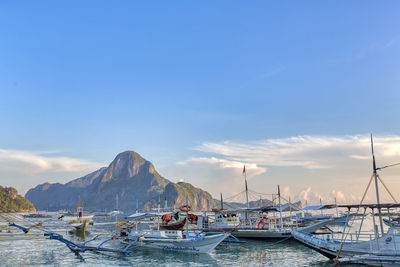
{"left": 186, "top": 194, "right": 189, "bottom": 238}
{"left": 158, "top": 192, "right": 161, "bottom": 213}
{"left": 116, "top": 194, "right": 118, "bottom": 210}
{"left": 371, "top": 134, "right": 384, "bottom": 236}
{"left": 320, "top": 198, "right": 323, "bottom": 216}
{"left": 244, "top": 165, "right": 249, "bottom": 208}
{"left": 278, "top": 185, "right": 283, "bottom": 230}
{"left": 243, "top": 165, "right": 249, "bottom": 224}
{"left": 335, "top": 197, "right": 338, "bottom": 217}
{"left": 220, "top": 193, "right": 224, "bottom": 210}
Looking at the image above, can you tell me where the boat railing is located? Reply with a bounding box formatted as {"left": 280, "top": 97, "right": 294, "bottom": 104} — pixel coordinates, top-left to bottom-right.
{"left": 331, "top": 231, "right": 381, "bottom": 243}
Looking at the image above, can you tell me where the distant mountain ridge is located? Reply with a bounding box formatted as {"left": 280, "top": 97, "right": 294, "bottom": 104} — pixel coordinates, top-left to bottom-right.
{"left": 0, "top": 186, "right": 35, "bottom": 212}
{"left": 26, "top": 151, "right": 214, "bottom": 212}
{"left": 214, "top": 198, "right": 302, "bottom": 210}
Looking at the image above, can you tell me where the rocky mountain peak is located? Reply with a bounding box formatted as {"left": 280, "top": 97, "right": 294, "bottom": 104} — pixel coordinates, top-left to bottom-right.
{"left": 101, "top": 150, "right": 152, "bottom": 182}
{"left": 26, "top": 150, "right": 214, "bottom": 211}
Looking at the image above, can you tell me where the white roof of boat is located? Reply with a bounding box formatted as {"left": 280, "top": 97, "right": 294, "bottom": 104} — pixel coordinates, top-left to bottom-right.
{"left": 302, "top": 204, "right": 336, "bottom": 211}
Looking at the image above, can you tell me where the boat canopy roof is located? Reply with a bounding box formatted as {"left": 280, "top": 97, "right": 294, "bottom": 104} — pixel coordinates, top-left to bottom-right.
{"left": 218, "top": 204, "right": 302, "bottom": 213}
{"left": 126, "top": 211, "right": 202, "bottom": 219}
{"left": 302, "top": 204, "right": 336, "bottom": 211}
{"left": 216, "top": 206, "right": 280, "bottom": 213}
{"left": 338, "top": 203, "right": 400, "bottom": 209}
{"left": 240, "top": 206, "right": 280, "bottom": 212}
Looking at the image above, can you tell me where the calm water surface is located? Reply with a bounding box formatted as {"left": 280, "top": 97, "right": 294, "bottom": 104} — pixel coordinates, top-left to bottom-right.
{"left": 0, "top": 218, "right": 353, "bottom": 266}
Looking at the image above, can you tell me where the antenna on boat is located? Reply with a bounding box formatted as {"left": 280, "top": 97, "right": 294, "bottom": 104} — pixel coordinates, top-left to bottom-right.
{"left": 371, "top": 134, "right": 384, "bottom": 236}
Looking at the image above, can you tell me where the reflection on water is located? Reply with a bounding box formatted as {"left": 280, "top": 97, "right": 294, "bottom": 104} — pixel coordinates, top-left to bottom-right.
{"left": 0, "top": 237, "right": 333, "bottom": 266}
{"left": 0, "top": 218, "right": 356, "bottom": 266}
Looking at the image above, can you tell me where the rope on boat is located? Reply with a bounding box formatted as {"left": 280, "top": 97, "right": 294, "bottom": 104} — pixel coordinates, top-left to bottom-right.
{"left": 43, "top": 231, "right": 145, "bottom": 254}
{"left": 334, "top": 173, "right": 374, "bottom": 263}
{"left": 222, "top": 234, "right": 247, "bottom": 243}
{"left": 377, "top": 174, "right": 398, "bottom": 203}
{"left": 262, "top": 236, "right": 292, "bottom": 247}
{"left": 7, "top": 217, "right": 146, "bottom": 254}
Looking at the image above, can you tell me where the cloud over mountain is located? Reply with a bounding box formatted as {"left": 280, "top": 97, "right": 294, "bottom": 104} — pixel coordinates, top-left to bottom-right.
{"left": 0, "top": 149, "right": 104, "bottom": 175}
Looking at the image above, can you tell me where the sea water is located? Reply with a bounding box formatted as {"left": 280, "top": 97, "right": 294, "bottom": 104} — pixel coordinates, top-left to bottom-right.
{"left": 0, "top": 216, "right": 360, "bottom": 266}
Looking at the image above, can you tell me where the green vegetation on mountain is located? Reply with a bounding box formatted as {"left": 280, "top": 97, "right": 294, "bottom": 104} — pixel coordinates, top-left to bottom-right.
{"left": 0, "top": 186, "right": 35, "bottom": 212}
{"left": 164, "top": 182, "right": 214, "bottom": 211}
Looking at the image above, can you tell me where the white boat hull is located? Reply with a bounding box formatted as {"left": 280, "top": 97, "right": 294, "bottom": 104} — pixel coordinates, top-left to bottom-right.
{"left": 231, "top": 229, "right": 291, "bottom": 239}
{"left": 124, "top": 232, "right": 229, "bottom": 253}
{"left": 293, "top": 228, "right": 400, "bottom": 259}
{"left": 339, "top": 254, "right": 400, "bottom": 266}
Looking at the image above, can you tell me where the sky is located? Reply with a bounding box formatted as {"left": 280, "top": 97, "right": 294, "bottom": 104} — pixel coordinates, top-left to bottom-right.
{"left": 0, "top": 1, "right": 400, "bottom": 205}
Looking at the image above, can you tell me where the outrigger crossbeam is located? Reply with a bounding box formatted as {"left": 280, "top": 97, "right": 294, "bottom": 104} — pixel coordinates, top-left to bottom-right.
{"left": 44, "top": 232, "right": 140, "bottom": 254}
{"left": 9, "top": 222, "right": 141, "bottom": 254}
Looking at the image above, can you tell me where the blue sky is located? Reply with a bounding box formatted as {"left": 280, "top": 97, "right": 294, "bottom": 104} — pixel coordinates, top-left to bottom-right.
{"left": 1, "top": 1, "right": 400, "bottom": 203}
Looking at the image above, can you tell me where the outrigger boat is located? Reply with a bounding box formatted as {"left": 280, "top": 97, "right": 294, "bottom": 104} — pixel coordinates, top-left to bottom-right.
{"left": 293, "top": 134, "right": 400, "bottom": 264}
{"left": 42, "top": 228, "right": 230, "bottom": 254}
{"left": 17, "top": 195, "right": 231, "bottom": 255}
{"left": 293, "top": 203, "right": 400, "bottom": 259}
{"left": 159, "top": 206, "right": 198, "bottom": 230}
{"left": 120, "top": 229, "right": 229, "bottom": 253}
{"left": 200, "top": 206, "right": 334, "bottom": 239}
{"left": 119, "top": 196, "right": 230, "bottom": 253}
{"left": 199, "top": 181, "right": 334, "bottom": 239}
{"left": 107, "top": 194, "right": 123, "bottom": 216}
{"left": 59, "top": 202, "right": 94, "bottom": 224}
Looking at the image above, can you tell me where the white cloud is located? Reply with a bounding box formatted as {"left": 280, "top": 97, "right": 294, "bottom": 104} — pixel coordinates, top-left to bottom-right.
{"left": 194, "top": 134, "right": 400, "bottom": 170}
{"left": 330, "top": 190, "right": 346, "bottom": 203}
{"left": 0, "top": 149, "right": 104, "bottom": 175}
{"left": 176, "top": 134, "right": 400, "bottom": 204}
{"left": 350, "top": 154, "right": 370, "bottom": 160}
{"left": 179, "top": 157, "right": 266, "bottom": 178}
